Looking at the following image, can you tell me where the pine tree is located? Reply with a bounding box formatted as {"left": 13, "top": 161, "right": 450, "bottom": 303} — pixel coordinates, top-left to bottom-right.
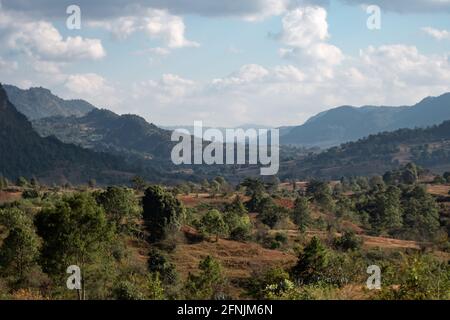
{"left": 292, "top": 196, "right": 311, "bottom": 232}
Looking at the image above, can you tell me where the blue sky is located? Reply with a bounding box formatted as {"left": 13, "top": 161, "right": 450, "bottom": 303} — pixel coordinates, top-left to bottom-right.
{"left": 1, "top": 0, "right": 450, "bottom": 127}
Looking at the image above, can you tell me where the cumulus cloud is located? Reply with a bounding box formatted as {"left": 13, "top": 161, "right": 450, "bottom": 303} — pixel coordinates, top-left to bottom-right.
{"left": 0, "top": 56, "right": 18, "bottom": 73}
{"left": 0, "top": 9, "right": 105, "bottom": 61}
{"left": 63, "top": 73, "right": 121, "bottom": 108}
{"left": 422, "top": 27, "right": 450, "bottom": 40}
{"left": 88, "top": 9, "right": 199, "bottom": 48}
{"left": 121, "top": 41, "right": 450, "bottom": 127}
{"left": 277, "top": 6, "right": 343, "bottom": 79}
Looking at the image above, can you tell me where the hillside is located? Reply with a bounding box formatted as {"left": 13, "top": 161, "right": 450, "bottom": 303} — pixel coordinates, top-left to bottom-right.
{"left": 3, "top": 84, "right": 95, "bottom": 120}
{"left": 281, "top": 93, "right": 450, "bottom": 147}
{"left": 281, "top": 120, "right": 450, "bottom": 179}
{"left": 0, "top": 83, "right": 130, "bottom": 184}
{"left": 32, "top": 109, "right": 175, "bottom": 161}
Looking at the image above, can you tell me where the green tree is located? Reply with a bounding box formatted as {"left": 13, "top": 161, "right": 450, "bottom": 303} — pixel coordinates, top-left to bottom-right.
{"left": 0, "top": 174, "right": 8, "bottom": 190}
{"left": 184, "top": 256, "right": 226, "bottom": 299}
{"left": 292, "top": 196, "right": 311, "bottom": 232}
{"left": 0, "top": 209, "right": 40, "bottom": 285}
{"left": 16, "top": 177, "right": 28, "bottom": 188}
{"left": 402, "top": 186, "right": 440, "bottom": 240}
{"left": 142, "top": 185, "right": 185, "bottom": 243}
{"left": 199, "top": 210, "right": 228, "bottom": 242}
{"left": 443, "top": 172, "right": 450, "bottom": 183}
{"left": 35, "top": 193, "right": 114, "bottom": 299}
{"left": 306, "top": 180, "right": 333, "bottom": 209}
{"left": 333, "top": 230, "right": 362, "bottom": 251}
{"left": 223, "top": 211, "right": 252, "bottom": 241}
{"left": 148, "top": 249, "right": 178, "bottom": 285}
{"left": 292, "top": 237, "right": 329, "bottom": 285}
{"left": 131, "top": 176, "right": 146, "bottom": 192}
{"left": 96, "top": 186, "right": 141, "bottom": 233}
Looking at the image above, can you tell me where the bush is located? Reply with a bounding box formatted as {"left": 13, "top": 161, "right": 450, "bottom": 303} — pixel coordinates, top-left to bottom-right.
{"left": 333, "top": 231, "right": 362, "bottom": 251}
{"left": 22, "top": 189, "right": 39, "bottom": 199}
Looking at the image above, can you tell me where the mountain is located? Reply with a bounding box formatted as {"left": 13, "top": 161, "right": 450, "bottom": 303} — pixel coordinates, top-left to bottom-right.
{"left": 3, "top": 84, "right": 95, "bottom": 120}
{"left": 280, "top": 120, "right": 450, "bottom": 180}
{"left": 281, "top": 93, "right": 450, "bottom": 148}
{"left": 32, "top": 109, "right": 175, "bottom": 162}
{"left": 0, "top": 83, "right": 130, "bottom": 184}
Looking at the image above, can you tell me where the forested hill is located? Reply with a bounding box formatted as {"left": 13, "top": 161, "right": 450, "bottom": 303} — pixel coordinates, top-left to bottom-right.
{"left": 281, "top": 92, "right": 450, "bottom": 147}
{"left": 3, "top": 84, "right": 95, "bottom": 120}
{"left": 0, "top": 83, "right": 129, "bottom": 184}
{"left": 32, "top": 108, "right": 175, "bottom": 161}
{"left": 281, "top": 120, "right": 450, "bottom": 179}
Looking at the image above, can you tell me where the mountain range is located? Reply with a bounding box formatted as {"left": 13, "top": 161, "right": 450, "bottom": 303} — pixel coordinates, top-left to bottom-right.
{"left": 3, "top": 85, "right": 95, "bottom": 120}
{"left": 3, "top": 81, "right": 450, "bottom": 184}
{"left": 0, "top": 83, "right": 131, "bottom": 185}
{"left": 279, "top": 120, "right": 450, "bottom": 180}
{"left": 33, "top": 109, "right": 174, "bottom": 162}
{"left": 280, "top": 93, "right": 450, "bottom": 148}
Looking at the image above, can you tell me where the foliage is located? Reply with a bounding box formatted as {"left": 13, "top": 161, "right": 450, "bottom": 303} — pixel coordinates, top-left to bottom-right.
{"left": 96, "top": 186, "right": 141, "bottom": 233}
{"left": 292, "top": 196, "right": 311, "bottom": 232}
{"left": 184, "top": 256, "right": 226, "bottom": 300}
{"left": 198, "top": 210, "right": 228, "bottom": 242}
{"left": 142, "top": 185, "right": 185, "bottom": 243}
{"left": 292, "top": 237, "right": 329, "bottom": 285}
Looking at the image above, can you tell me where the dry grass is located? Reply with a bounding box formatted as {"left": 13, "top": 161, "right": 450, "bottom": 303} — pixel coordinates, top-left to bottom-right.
{"left": 427, "top": 184, "right": 450, "bottom": 196}
{"left": 170, "top": 228, "right": 296, "bottom": 281}
{"left": 0, "top": 191, "right": 22, "bottom": 204}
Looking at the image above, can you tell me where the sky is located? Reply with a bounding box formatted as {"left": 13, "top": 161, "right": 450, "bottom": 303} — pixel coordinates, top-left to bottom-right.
{"left": 0, "top": 0, "right": 450, "bottom": 127}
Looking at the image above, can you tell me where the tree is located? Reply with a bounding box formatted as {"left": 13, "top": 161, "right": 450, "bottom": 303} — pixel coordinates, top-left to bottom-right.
{"left": 259, "top": 202, "right": 286, "bottom": 229}
{"left": 96, "top": 186, "right": 141, "bottom": 233}
{"left": 0, "top": 209, "right": 40, "bottom": 285}
{"left": 184, "top": 256, "right": 226, "bottom": 299}
{"left": 306, "top": 180, "right": 333, "bottom": 209}
{"left": 199, "top": 210, "right": 228, "bottom": 242}
{"left": 292, "top": 237, "right": 329, "bottom": 285}
{"left": 88, "top": 179, "right": 96, "bottom": 189}
{"left": 333, "top": 230, "right": 362, "bottom": 251}
{"left": 225, "top": 195, "right": 248, "bottom": 216}
{"left": 223, "top": 211, "right": 252, "bottom": 241}
{"left": 292, "top": 196, "right": 311, "bottom": 232}
{"left": 401, "top": 163, "right": 419, "bottom": 184}
{"left": 131, "top": 176, "right": 146, "bottom": 192}
{"left": 402, "top": 186, "right": 440, "bottom": 240}
{"left": 0, "top": 174, "right": 8, "bottom": 190}
{"left": 30, "top": 176, "right": 39, "bottom": 188}
{"left": 443, "top": 172, "right": 450, "bottom": 183}
{"left": 35, "top": 193, "right": 114, "bottom": 299}
{"left": 147, "top": 249, "right": 178, "bottom": 285}
{"left": 142, "top": 185, "right": 185, "bottom": 243}
{"left": 16, "top": 177, "right": 28, "bottom": 188}
{"left": 241, "top": 178, "right": 265, "bottom": 197}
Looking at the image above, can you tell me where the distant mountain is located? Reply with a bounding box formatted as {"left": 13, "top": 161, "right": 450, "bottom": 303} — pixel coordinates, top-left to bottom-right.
{"left": 3, "top": 84, "right": 95, "bottom": 120}
{"left": 280, "top": 120, "right": 450, "bottom": 180}
{"left": 0, "top": 83, "right": 132, "bottom": 184}
{"left": 281, "top": 93, "right": 450, "bottom": 148}
{"left": 33, "top": 109, "right": 175, "bottom": 162}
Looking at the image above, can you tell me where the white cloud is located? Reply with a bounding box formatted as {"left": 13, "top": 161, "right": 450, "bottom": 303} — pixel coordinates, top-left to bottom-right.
{"left": 64, "top": 73, "right": 120, "bottom": 108}
{"left": 422, "top": 27, "right": 450, "bottom": 40}
{"left": 280, "top": 7, "right": 329, "bottom": 47}
{"left": 0, "top": 56, "right": 18, "bottom": 73}
{"left": 278, "top": 6, "right": 343, "bottom": 69}
{"left": 0, "top": 10, "right": 105, "bottom": 62}
{"left": 89, "top": 9, "right": 199, "bottom": 48}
